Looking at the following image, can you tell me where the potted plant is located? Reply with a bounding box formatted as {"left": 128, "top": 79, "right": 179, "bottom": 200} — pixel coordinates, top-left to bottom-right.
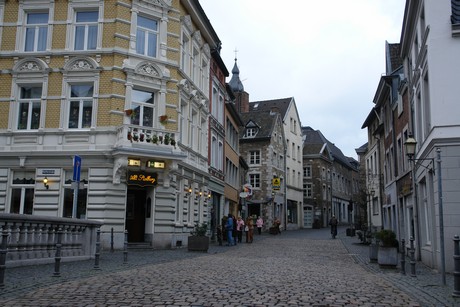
{"left": 187, "top": 222, "right": 209, "bottom": 252}
{"left": 164, "top": 134, "right": 170, "bottom": 145}
{"left": 152, "top": 134, "right": 158, "bottom": 144}
{"left": 375, "top": 229, "right": 399, "bottom": 267}
{"left": 170, "top": 136, "right": 176, "bottom": 147}
{"left": 159, "top": 115, "right": 168, "bottom": 125}
{"left": 132, "top": 130, "right": 139, "bottom": 141}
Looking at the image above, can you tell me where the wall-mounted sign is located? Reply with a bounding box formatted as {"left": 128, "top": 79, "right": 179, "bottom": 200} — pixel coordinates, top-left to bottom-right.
{"left": 128, "top": 159, "right": 141, "bottom": 166}
{"left": 127, "top": 171, "right": 158, "bottom": 187}
{"left": 146, "top": 161, "right": 165, "bottom": 169}
{"left": 272, "top": 177, "right": 281, "bottom": 190}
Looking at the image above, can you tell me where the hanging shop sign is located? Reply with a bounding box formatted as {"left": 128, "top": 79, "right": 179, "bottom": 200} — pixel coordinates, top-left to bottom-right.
{"left": 127, "top": 171, "right": 158, "bottom": 187}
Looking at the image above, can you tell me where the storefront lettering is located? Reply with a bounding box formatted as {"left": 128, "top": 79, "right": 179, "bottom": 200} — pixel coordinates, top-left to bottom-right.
{"left": 127, "top": 172, "right": 158, "bottom": 187}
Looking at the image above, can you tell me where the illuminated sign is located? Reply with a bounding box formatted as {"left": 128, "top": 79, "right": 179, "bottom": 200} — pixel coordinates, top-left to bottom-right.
{"left": 146, "top": 161, "right": 165, "bottom": 169}
{"left": 128, "top": 159, "right": 141, "bottom": 166}
{"left": 127, "top": 171, "right": 158, "bottom": 187}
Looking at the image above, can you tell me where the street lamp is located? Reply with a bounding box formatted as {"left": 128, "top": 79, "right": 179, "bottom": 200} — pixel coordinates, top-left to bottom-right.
{"left": 404, "top": 137, "right": 445, "bottom": 285}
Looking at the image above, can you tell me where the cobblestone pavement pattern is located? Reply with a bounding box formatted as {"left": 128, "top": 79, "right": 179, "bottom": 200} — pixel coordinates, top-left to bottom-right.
{"left": 1, "top": 227, "right": 459, "bottom": 306}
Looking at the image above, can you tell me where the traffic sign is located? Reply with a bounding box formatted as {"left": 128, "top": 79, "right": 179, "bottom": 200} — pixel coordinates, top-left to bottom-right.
{"left": 73, "top": 155, "right": 81, "bottom": 182}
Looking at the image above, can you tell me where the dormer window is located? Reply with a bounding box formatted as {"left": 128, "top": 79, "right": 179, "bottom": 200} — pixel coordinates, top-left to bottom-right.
{"left": 244, "top": 127, "right": 257, "bottom": 138}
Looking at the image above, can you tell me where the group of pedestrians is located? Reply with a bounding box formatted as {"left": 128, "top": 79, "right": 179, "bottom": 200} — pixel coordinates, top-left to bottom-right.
{"left": 217, "top": 214, "right": 264, "bottom": 246}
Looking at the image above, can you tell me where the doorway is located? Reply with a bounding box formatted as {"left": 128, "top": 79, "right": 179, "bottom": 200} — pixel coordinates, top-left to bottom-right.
{"left": 126, "top": 188, "right": 146, "bottom": 242}
{"left": 303, "top": 206, "right": 313, "bottom": 228}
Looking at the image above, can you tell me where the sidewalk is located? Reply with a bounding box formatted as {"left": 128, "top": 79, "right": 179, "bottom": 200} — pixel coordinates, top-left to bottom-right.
{"left": 338, "top": 227, "right": 459, "bottom": 307}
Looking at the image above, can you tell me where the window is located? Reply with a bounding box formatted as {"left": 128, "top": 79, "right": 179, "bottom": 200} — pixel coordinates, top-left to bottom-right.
{"left": 18, "top": 86, "right": 41, "bottom": 130}
{"left": 244, "top": 127, "right": 257, "bottom": 138}
{"left": 68, "top": 84, "right": 93, "bottom": 129}
{"left": 136, "top": 15, "right": 158, "bottom": 57}
{"left": 249, "top": 150, "right": 260, "bottom": 165}
{"left": 181, "top": 34, "right": 190, "bottom": 74}
{"left": 305, "top": 183, "right": 312, "bottom": 198}
{"left": 226, "top": 118, "right": 238, "bottom": 149}
{"left": 131, "top": 89, "right": 155, "bottom": 127}
{"left": 63, "top": 171, "right": 87, "bottom": 219}
{"left": 249, "top": 173, "right": 260, "bottom": 188}
{"left": 74, "top": 11, "right": 98, "bottom": 50}
{"left": 211, "top": 134, "right": 224, "bottom": 171}
{"left": 10, "top": 171, "right": 35, "bottom": 214}
{"left": 212, "top": 85, "right": 224, "bottom": 124}
{"left": 25, "top": 12, "right": 48, "bottom": 52}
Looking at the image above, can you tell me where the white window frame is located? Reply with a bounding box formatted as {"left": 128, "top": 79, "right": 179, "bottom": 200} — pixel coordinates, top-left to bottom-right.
{"left": 181, "top": 33, "right": 191, "bottom": 75}
{"left": 136, "top": 15, "right": 158, "bottom": 58}
{"left": 66, "top": 1, "right": 103, "bottom": 51}
{"left": 17, "top": 85, "right": 42, "bottom": 130}
{"left": 73, "top": 10, "right": 99, "bottom": 50}
{"left": 24, "top": 11, "right": 49, "bottom": 52}
{"left": 249, "top": 173, "right": 261, "bottom": 189}
{"left": 10, "top": 170, "right": 35, "bottom": 215}
{"left": 249, "top": 150, "right": 261, "bottom": 165}
{"left": 245, "top": 127, "right": 257, "bottom": 138}
{"left": 131, "top": 88, "right": 156, "bottom": 127}
{"left": 16, "top": 1, "right": 54, "bottom": 53}
{"left": 67, "top": 83, "right": 94, "bottom": 129}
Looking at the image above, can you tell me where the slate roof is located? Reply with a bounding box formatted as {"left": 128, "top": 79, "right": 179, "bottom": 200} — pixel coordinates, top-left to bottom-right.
{"left": 228, "top": 59, "right": 244, "bottom": 93}
{"left": 248, "top": 97, "right": 293, "bottom": 118}
{"left": 239, "top": 111, "right": 280, "bottom": 142}
{"left": 302, "top": 126, "right": 355, "bottom": 170}
{"left": 452, "top": 0, "right": 460, "bottom": 24}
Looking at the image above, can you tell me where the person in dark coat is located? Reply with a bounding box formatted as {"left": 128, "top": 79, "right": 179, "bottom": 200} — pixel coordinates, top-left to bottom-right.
{"left": 329, "top": 215, "right": 338, "bottom": 239}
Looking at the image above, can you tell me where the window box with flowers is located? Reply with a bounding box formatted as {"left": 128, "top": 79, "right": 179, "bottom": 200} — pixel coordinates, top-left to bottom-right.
{"left": 159, "top": 115, "right": 168, "bottom": 125}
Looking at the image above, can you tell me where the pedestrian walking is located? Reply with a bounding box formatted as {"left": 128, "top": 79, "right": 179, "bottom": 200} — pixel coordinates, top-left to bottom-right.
{"left": 274, "top": 217, "right": 281, "bottom": 234}
{"left": 226, "top": 214, "right": 234, "bottom": 246}
{"left": 256, "top": 216, "right": 263, "bottom": 235}
{"left": 236, "top": 216, "right": 245, "bottom": 243}
{"left": 232, "top": 214, "right": 238, "bottom": 245}
{"left": 247, "top": 217, "right": 254, "bottom": 243}
{"left": 329, "top": 215, "right": 338, "bottom": 239}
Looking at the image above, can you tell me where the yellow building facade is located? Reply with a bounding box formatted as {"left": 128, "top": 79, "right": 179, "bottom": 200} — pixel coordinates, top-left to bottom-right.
{"left": 0, "top": 0, "right": 221, "bottom": 249}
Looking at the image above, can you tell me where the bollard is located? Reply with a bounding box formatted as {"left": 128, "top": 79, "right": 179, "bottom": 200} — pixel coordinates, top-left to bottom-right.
{"left": 0, "top": 228, "right": 9, "bottom": 287}
{"left": 110, "top": 227, "right": 114, "bottom": 253}
{"left": 453, "top": 235, "right": 460, "bottom": 297}
{"left": 53, "top": 227, "right": 63, "bottom": 277}
{"left": 400, "top": 238, "right": 406, "bottom": 275}
{"left": 123, "top": 230, "right": 128, "bottom": 264}
{"left": 94, "top": 227, "right": 101, "bottom": 270}
{"left": 410, "top": 236, "right": 416, "bottom": 277}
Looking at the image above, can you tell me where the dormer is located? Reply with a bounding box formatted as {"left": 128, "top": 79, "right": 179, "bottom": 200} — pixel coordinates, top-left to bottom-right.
{"left": 243, "top": 120, "right": 259, "bottom": 138}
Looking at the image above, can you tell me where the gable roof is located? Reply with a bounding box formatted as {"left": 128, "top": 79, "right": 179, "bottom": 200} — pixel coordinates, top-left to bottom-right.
{"left": 239, "top": 111, "right": 281, "bottom": 142}
{"left": 249, "top": 97, "right": 294, "bottom": 119}
{"left": 302, "top": 126, "right": 355, "bottom": 170}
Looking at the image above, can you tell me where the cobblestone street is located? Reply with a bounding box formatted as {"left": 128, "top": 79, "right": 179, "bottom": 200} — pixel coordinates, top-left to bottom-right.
{"left": 1, "top": 227, "right": 458, "bottom": 306}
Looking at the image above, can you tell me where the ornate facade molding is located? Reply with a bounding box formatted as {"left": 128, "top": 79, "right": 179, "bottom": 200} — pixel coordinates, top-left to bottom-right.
{"left": 64, "top": 57, "right": 100, "bottom": 71}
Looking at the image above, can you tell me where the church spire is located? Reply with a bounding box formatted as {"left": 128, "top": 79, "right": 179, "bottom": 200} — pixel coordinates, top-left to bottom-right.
{"left": 229, "top": 57, "right": 244, "bottom": 93}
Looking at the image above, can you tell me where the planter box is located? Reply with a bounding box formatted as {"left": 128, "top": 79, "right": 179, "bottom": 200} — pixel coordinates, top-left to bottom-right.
{"left": 369, "top": 244, "right": 378, "bottom": 263}
{"left": 378, "top": 246, "right": 398, "bottom": 267}
{"left": 187, "top": 236, "right": 209, "bottom": 252}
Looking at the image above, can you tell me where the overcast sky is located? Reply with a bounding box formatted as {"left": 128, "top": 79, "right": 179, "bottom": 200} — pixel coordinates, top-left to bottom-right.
{"left": 199, "top": 0, "right": 406, "bottom": 159}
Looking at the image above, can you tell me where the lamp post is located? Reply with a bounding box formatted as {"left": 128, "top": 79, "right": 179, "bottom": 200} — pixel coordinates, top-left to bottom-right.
{"left": 405, "top": 137, "right": 445, "bottom": 285}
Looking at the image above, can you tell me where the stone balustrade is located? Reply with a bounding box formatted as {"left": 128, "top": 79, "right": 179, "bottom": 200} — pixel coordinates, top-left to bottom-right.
{"left": 0, "top": 213, "right": 102, "bottom": 268}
